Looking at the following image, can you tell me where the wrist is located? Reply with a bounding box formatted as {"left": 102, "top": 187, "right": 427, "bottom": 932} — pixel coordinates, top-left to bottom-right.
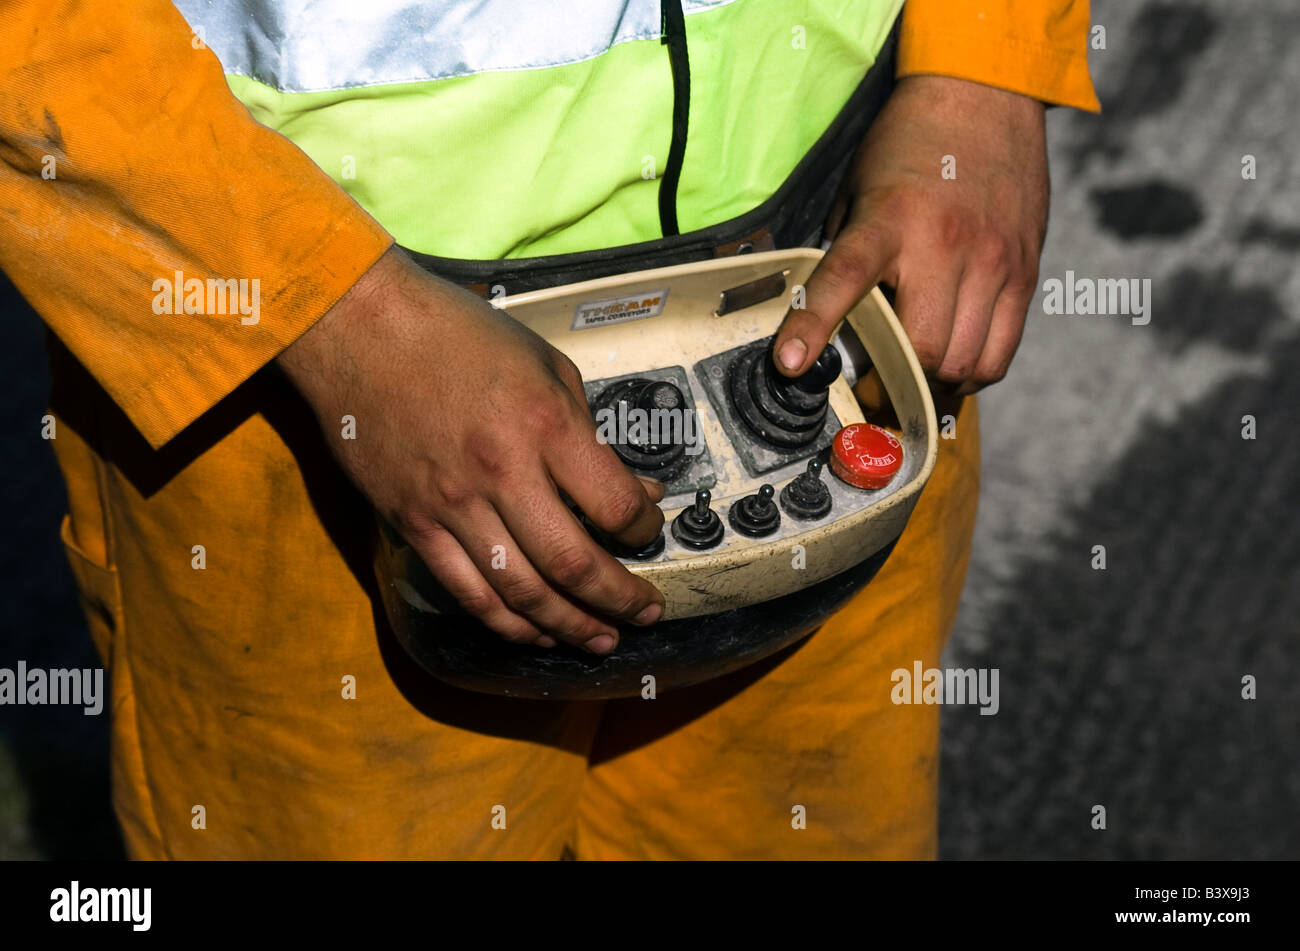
{"left": 895, "top": 74, "right": 1045, "bottom": 122}
{"left": 277, "top": 244, "right": 403, "bottom": 398}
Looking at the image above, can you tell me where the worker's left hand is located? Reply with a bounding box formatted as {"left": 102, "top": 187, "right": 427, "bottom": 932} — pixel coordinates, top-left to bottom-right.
{"left": 772, "top": 74, "right": 1048, "bottom": 396}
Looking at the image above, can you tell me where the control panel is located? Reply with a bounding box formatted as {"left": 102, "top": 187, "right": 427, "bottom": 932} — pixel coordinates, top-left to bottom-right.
{"left": 372, "top": 249, "right": 940, "bottom": 697}
{"left": 427, "top": 249, "right": 936, "bottom": 621}
{"left": 377, "top": 252, "right": 935, "bottom": 623}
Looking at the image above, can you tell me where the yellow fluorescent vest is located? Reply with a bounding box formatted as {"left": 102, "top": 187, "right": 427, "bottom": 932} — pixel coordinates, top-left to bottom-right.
{"left": 173, "top": 0, "right": 906, "bottom": 259}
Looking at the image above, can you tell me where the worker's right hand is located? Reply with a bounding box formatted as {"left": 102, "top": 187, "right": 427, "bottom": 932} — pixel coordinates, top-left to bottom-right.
{"left": 277, "top": 245, "right": 666, "bottom": 653}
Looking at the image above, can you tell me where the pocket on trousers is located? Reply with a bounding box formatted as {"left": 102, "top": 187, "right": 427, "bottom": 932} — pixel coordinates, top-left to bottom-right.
{"left": 59, "top": 512, "right": 123, "bottom": 668}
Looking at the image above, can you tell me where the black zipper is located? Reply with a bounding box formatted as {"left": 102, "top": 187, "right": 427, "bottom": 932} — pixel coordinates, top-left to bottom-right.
{"left": 659, "top": 0, "right": 690, "bottom": 237}
{"left": 402, "top": 20, "right": 903, "bottom": 294}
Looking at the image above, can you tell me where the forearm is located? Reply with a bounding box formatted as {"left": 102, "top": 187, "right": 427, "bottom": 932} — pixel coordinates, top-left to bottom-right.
{"left": 0, "top": 0, "right": 393, "bottom": 449}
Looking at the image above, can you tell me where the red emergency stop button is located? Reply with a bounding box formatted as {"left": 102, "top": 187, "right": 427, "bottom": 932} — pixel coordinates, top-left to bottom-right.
{"left": 830, "top": 423, "right": 903, "bottom": 489}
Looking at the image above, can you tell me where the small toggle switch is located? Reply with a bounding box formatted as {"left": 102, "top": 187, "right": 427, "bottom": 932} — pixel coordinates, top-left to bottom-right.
{"left": 779, "top": 458, "right": 833, "bottom": 520}
{"left": 727, "top": 484, "right": 781, "bottom": 538}
{"left": 604, "top": 531, "right": 666, "bottom": 561}
{"left": 583, "top": 516, "right": 666, "bottom": 560}
{"left": 672, "top": 489, "right": 725, "bottom": 549}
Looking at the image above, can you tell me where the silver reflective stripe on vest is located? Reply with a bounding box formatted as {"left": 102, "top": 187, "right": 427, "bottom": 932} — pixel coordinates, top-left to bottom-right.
{"left": 174, "top": 0, "right": 738, "bottom": 93}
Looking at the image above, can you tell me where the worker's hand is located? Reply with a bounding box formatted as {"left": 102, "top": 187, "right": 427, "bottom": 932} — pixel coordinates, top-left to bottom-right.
{"left": 773, "top": 75, "right": 1048, "bottom": 396}
{"left": 278, "top": 246, "right": 666, "bottom": 653}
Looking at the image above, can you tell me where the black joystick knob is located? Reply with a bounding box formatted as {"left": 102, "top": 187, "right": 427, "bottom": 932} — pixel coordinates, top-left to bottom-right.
{"left": 672, "top": 489, "right": 725, "bottom": 549}
{"left": 766, "top": 341, "right": 840, "bottom": 416}
{"left": 729, "top": 340, "right": 842, "bottom": 450}
{"left": 635, "top": 380, "right": 684, "bottom": 416}
{"left": 789, "top": 344, "right": 843, "bottom": 394}
{"left": 779, "top": 458, "right": 833, "bottom": 520}
{"left": 627, "top": 380, "right": 686, "bottom": 451}
{"left": 728, "top": 484, "right": 781, "bottom": 537}
{"left": 590, "top": 377, "right": 690, "bottom": 482}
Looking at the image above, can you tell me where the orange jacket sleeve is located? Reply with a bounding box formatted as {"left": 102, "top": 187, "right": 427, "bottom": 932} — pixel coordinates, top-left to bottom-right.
{"left": 0, "top": 0, "right": 394, "bottom": 449}
{"left": 898, "top": 0, "right": 1101, "bottom": 112}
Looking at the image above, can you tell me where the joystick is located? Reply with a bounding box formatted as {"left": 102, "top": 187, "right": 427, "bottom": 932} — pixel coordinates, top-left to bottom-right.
{"left": 590, "top": 377, "right": 692, "bottom": 482}
{"left": 728, "top": 484, "right": 781, "bottom": 537}
{"left": 672, "top": 489, "right": 725, "bottom": 549}
{"left": 779, "top": 458, "right": 833, "bottom": 520}
{"left": 729, "top": 341, "right": 842, "bottom": 449}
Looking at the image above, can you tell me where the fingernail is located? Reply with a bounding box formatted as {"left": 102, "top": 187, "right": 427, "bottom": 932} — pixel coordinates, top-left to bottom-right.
{"left": 637, "top": 476, "right": 665, "bottom": 497}
{"left": 779, "top": 338, "right": 807, "bottom": 371}
{"left": 633, "top": 603, "right": 662, "bottom": 626}
{"left": 534, "top": 635, "right": 557, "bottom": 648}
{"left": 584, "top": 633, "right": 617, "bottom": 654}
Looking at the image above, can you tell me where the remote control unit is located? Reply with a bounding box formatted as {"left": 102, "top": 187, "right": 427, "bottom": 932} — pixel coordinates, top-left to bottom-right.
{"left": 376, "top": 249, "right": 938, "bottom": 699}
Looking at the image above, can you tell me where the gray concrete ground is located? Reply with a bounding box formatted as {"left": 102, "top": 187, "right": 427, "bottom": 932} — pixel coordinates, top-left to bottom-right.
{"left": 1, "top": 0, "right": 1295, "bottom": 859}
{"left": 939, "top": 0, "right": 1300, "bottom": 858}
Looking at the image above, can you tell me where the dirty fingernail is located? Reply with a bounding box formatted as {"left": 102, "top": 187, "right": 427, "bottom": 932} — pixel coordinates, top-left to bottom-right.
{"left": 584, "top": 633, "right": 617, "bottom": 654}
{"left": 779, "top": 338, "right": 807, "bottom": 371}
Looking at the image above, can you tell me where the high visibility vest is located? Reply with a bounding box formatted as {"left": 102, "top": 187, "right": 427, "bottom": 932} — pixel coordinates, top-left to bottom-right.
{"left": 174, "top": 0, "right": 903, "bottom": 264}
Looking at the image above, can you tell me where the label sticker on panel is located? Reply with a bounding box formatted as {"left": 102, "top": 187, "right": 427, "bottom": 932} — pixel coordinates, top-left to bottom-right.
{"left": 572, "top": 288, "right": 669, "bottom": 330}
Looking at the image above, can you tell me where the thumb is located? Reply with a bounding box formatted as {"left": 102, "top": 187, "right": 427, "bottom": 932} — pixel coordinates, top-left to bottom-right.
{"left": 772, "top": 219, "right": 900, "bottom": 377}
